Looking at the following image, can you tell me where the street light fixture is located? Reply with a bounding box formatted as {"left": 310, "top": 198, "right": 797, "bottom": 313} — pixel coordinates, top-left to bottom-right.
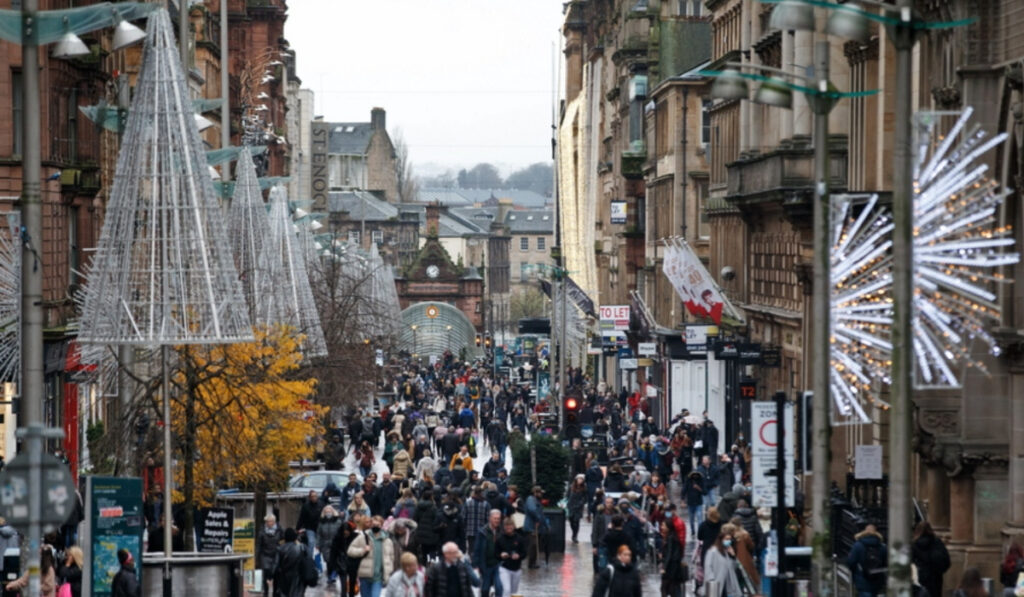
{"left": 752, "top": 1, "right": 975, "bottom": 596}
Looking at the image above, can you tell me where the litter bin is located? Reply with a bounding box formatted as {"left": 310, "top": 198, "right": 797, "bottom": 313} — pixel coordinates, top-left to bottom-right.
{"left": 543, "top": 508, "right": 566, "bottom": 554}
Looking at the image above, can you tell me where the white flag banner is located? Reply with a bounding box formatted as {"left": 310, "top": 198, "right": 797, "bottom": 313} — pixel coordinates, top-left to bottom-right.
{"left": 662, "top": 239, "right": 744, "bottom": 325}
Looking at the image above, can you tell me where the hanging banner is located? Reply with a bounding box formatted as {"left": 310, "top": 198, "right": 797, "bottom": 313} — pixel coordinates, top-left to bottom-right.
{"left": 599, "top": 305, "right": 630, "bottom": 331}
{"left": 539, "top": 277, "right": 597, "bottom": 318}
{"left": 662, "top": 240, "right": 743, "bottom": 325}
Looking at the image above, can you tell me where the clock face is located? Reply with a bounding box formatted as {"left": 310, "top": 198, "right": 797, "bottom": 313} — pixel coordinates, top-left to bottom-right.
{"left": 426, "top": 265, "right": 440, "bottom": 279}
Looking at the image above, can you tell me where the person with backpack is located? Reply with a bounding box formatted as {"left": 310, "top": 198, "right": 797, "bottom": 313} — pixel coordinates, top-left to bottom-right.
{"left": 847, "top": 523, "right": 888, "bottom": 597}
{"left": 592, "top": 544, "right": 643, "bottom": 597}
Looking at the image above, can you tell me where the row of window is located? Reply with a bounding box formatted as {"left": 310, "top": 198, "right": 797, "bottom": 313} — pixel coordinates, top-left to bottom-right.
{"left": 347, "top": 230, "right": 384, "bottom": 245}
{"left": 519, "top": 236, "right": 546, "bottom": 251}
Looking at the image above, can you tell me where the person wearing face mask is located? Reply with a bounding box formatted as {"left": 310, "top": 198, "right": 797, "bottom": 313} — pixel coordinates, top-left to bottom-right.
{"left": 347, "top": 515, "right": 395, "bottom": 597}
{"left": 703, "top": 529, "right": 742, "bottom": 597}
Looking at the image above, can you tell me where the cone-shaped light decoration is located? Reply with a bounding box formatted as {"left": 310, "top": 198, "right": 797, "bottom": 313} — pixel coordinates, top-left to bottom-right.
{"left": 52, "top": 31, "right": 91, "bottom": 59}
{"left": 710, "top": 69, "right": 749, "bottom": 101}
{"left": 769, "top": 0, "right": 816, "bottom": 31}
{"left": 78, "top": 9, "right": 252, "bottom": 345}
{"left": 227, "top": 146, "right": 268, "bottom": 319}
{"left": 753, "top": 77, "right": 793, "bottom": 108}
{"left": 0, "top": 214, "right": 19, "bottom": 384}
{"left": 826, "top": 3, "right": 872, "bottom": 42}
{"left": 256, "top": 187, "right": 327, "bottom": 358}
{"left": 112, "top": 19, "right": 147, "bottom": 51}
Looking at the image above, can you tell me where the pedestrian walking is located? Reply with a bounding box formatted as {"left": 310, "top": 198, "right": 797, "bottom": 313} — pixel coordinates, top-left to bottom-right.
{"left": 567, "top": 475, "right": 588, "bottom": 544}
{"left": 424, "top": 542, "right": 477, "bottom": 597}
{"left": 523, "top": 485, "right": 548, "bottom": 569}
{"left": 110, "top": 548, "right": 140, "bottom": 597}
{"left": 496, "top": 516, "right": 527, "bottom": 597}
{"left": 384, "top": 552, "right": 425, "bottom": 597}
{"left": 703, "top": 528, "right": 742, "bottom": 597}
{"left": 347, "top": 515, "right": 396, "bottom": 597}
{"left": 256, "top": 513, "right": 282, "bottom": 596}
{"left": 912, "top": 521, "right": 950, "bottom": 597}
{"left": 846, "top": 523, "right": 888, "bottom": 597}
{"left": 591, "top": 544, "right": 643, "bottom": 597}
{"left": 273, "top": 528, "right": 308, "bottom": 597}
{"left": 472, "top": 510, "right": 503, "bottom": 597}
{"left": 660, "top": 520, "right": 687, "bottom": 597}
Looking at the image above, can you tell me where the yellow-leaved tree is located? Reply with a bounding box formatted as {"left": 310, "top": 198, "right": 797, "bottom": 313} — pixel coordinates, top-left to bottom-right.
{"left": 170, "top": 323, "right": 322, "bottom": 549}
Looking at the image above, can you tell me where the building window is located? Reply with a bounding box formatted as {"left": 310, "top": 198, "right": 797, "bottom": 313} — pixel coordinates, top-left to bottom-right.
{"left": 655, "top": 101, "right": 669, "bottom": 158}
{"left": 371, "top": 230, "right": 383, "bottom": 245}
{"left": 520, "top": 237, "right": 529, "bottom": 251}
{"left": 701, "top": 100, "right": 712, "bottom": 155}
{"left": 348, "top": 230, "right": 360, "bottom": 245}
{"left": 537, "top": 237, "right": 546, "bottom": 251}
{"left": 12, "top": 71, "right": 22, "bottom": 157}
{"left": 68, "top": 206, "right": 79, "bottom": 286}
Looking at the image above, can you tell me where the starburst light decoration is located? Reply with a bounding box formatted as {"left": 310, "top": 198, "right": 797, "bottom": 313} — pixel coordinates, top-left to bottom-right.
{"left": 256, "top": 186, "right": 327, "bottom": 357}
{"left": 829, "top": 107, "right": 1017, "bottom": 422}
{"left": 78, "top": 9, "right": 252, "bottom": 345}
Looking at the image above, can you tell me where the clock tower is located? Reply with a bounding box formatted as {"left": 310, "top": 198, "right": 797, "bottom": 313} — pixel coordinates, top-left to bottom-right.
{"left": 395, "top": 202, "right": 485, "bottom": 330}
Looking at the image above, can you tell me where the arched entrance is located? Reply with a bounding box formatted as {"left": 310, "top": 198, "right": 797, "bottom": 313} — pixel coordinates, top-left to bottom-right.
{"left": 399, "top": 302, "right": 481, "bottom": 359}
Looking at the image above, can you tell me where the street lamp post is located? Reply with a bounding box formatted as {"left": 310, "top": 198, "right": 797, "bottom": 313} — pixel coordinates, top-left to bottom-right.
{"left": 1, "top": 4, "right": 150, "bottom": 595}
{"left": 703, "top": 25, "right": 868, "bottom": 597}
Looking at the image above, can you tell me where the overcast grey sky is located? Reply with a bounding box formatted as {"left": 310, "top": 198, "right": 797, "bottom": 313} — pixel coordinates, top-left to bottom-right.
{"left": 286, "top": 1, "right": 564, "bottom": 178}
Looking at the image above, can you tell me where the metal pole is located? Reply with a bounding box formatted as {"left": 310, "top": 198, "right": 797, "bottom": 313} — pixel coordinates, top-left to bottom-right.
{"left": 559, "top": 271, "right": 567, "bottom": 428}
{"left": 20, "top": 1, "right": 45, "bottom": 594}
{"left": 220, "top": 0, "right": 230, "bottom": 151}
{"left": 809, "top": 38, "right": 834, "bottom": 597}
{"left": 888, "top": 4, "right": 916, "bottom": 595}
{"left": 162, "top": 345, "right": 173, "bottom": 597}
{"left": 773, "top": 391, "right": 788, "bottom": 597}
{"left": 179, "top": 0, "right": 188, "bottom": 69}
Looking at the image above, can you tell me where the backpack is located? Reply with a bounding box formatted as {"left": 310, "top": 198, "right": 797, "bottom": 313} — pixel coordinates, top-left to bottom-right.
{"left": 862, "top": 542, "right": 887, "bottom": 591}
{"left": 301, "top": 545, "right": 319, "bottom": 587}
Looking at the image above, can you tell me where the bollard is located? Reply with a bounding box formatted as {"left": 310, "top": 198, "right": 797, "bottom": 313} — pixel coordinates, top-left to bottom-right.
{"left": 705, "top": 579, "right": 720, "bottom": 597}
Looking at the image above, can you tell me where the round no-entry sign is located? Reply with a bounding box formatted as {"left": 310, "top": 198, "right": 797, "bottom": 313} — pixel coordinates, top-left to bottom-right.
{"left": 759, "top": 419, "right": 778, "bottom": 448}
{"left": 0, "top": 453, "right": 76, "bottom": 529}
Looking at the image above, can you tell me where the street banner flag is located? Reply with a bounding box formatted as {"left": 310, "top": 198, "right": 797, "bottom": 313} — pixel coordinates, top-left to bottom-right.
{"left": 539, "top": 276, "right": 597, "bottom": 318}
{"left": 662, "top": 239, "right": 744, "bottom": 325}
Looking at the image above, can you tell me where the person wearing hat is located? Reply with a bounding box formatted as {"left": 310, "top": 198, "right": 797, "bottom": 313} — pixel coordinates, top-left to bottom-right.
{"left": 523, "top": 485, "right": 548, "bottom": 569}
{"left": 256, "top": 513, "right": 282, "bottom": 596}
{"left": 110, "top": 548, "right": 139, "bottom": 597}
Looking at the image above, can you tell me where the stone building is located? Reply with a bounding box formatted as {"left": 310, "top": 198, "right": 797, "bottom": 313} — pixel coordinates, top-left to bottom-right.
{"left": 315, "top": 108, "right": 399, "bottom": 203}
{"left": 701, "top": 0, "right": 1024, "bottom": 582}
{"left": 559, "top": 0, "right": 711, "bottom": 393}
{"left": 396, "top": 203, "right": 485, "bottom": 330}
{"left": 327, "top": 190, "right": 420, "bottom": 269}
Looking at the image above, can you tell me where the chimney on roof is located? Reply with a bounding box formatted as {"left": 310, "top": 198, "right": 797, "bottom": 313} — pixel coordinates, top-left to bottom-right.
{"left": 371, "top": 107, "right": 386, "bottom": 131}
{"left": 425, "top": 201, "right": 441, "bottom": 238}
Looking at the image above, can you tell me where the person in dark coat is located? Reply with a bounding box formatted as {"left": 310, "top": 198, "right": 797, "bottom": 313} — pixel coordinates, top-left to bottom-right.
{"left": 111, "top": 549, "right": 141, "bottom": 597}
{"left": 437, "top": 500, "right": 466, "bottom": 552}
{"left": 592, "top": 544, "right": 643, "bottom": 597}
{"left": 567, "top": 475, "right": 588, "bottom": 544}
{"left": 274, "top": 528, "right": 308, "bottom": 597}
{"left": 697, "top": 506, "right": 723, "bottom": 567}
{"left": 603, "top": 464, "right": 627, "bottom": 492}
{"left": 330, "top": 519, "right": 360, "bottom": 597}
{"left": 685, "top": 470, "right": 706, "bottom": 534}
{"left": 660, "top": 520, "right": 686, "bottom": 597}
{"left": 256, "top": 513, "right": 282, "bottom": 596}
{"left": 846, "top": 524, "right": 888, "bottom": 597}
{"left": 296, "top": 490, "right": 323, "bottom": 549}
{"left": 912, "top": 521, "right": 950, "bottom": 597}
{"left": 413, "top": 490, "right": 441, "bottom": 562}
{"left": 57, "top": 546, "right": 83, "bottom": 597}
{"left": 734, "top": 499, "right": 764, "bottom": 551}
{"left": 602, "top": 514, "right": 633, "bottom": 560}
{"left": 424, "top": 542, "right": 476, "bottom": 597}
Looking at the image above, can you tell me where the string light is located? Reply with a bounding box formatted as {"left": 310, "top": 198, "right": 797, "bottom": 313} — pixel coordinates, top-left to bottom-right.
{"left": 830, "top": 108, "right": 1017, "bottom": 422}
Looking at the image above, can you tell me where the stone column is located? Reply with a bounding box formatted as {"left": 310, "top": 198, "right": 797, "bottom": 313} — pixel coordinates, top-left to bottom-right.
{"left": 781, "top": 30, "right": 794, "bottom": 140}
{"left": 949, "top": 474, "right": 975, "bottom": 545}
{"left": 925, "top": 464, "right": 951, "bottom": 531}
{"left": 792, "top": 30, "right": 813, "bottom": 139}
{"left": 1004, "top": 371, "right": 1024, "bottom": 543}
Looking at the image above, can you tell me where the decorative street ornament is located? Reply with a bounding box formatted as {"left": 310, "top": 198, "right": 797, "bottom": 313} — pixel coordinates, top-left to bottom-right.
{"left": 910, "top": 108, "right": 1016, "bottom": 388}
{"left": 78, "top": 9, "right": 251, "bottom": 345}
{"left": 830, "top": 193, "right": 892, "bottom": 424}
{"left": 256, "top": 186, "right": 327, "bottom": 357}
{"left": 227, "top": 146, "right": 268, "bottom": 318}
{"left": 828, "top": 107, "right": 1016, "bottom": 421}
{"left": 0, "top": 213, "right": 19, "bottom": 384}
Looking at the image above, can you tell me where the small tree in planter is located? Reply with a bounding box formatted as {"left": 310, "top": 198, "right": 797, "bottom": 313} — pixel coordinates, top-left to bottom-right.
{"left": 510, "top": 433, "right": 570, "bottom": 504}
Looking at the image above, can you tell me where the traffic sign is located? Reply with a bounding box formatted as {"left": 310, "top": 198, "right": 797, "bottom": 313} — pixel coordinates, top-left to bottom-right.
{"left": 0, "top": 453, "right": 76, "bottom": 528}
{"left": 751, "top": 402, "right": 795, "bottom": 508}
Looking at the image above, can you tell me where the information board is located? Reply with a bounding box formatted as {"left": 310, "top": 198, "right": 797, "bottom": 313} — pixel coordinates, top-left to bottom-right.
{"left": 84, "top": 476, "right": 144, "bottom": 597}
{"left": 751, "top": 402, "right": 795, "bottom": 508}
{"left": 195, "top": 507, "right": 235, "bottom": 553}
